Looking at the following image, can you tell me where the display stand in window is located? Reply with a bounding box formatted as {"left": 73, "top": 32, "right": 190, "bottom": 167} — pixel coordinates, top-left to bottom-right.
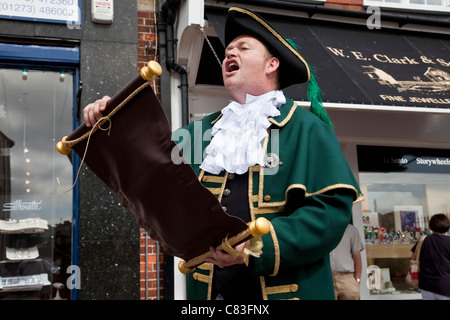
{"left": 0, "top": 218, "right": 51, "bottom": 295}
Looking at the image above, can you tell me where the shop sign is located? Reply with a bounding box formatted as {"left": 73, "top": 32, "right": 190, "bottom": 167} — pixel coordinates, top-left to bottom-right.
{"left": 2, "top": 199, "right": 43, "bottom": 212}
{"left": 0, "top": 0, "right": 81, "bottom": 25}
{"left": 206, "top": 9, "right": 450, "bottom": 109}
{"left": 357, "top": 145, "right": 450, "bottom": 173}
{"left": 326, "top": 46, "right": 450, "bottom": 107}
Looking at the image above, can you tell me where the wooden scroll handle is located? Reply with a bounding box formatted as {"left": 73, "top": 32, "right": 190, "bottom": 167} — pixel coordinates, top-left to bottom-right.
{"left": 178, "top": 217, "right": 271, "bottom": 274}
{"left": 140, "top": 60, "right": 162, "bottom": 81}
{"left": 55, "top": 60, "right": 162, "bottom": 155}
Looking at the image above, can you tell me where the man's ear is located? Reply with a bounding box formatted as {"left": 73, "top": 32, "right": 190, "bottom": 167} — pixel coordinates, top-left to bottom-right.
{"left": 266, "top": 57, "right": 280, "bottom": 77}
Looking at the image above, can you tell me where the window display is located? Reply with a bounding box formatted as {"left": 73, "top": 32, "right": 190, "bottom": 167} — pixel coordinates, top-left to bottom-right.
{"left": 357, "top": 145, "right": 450, "bottom": 299}
{"left": 0, "top": 68, "right": 73, "bottom": 299}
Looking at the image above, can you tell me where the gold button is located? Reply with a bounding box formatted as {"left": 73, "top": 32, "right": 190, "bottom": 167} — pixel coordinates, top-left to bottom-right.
{"left": 264, "top": 195, "right": 271, "bottom": 202}
{"left": 223, "top": 189, "right": 231, "bottom": 197}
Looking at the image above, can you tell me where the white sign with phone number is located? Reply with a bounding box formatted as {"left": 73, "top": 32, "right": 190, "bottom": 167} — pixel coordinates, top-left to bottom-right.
{"left": 0, "top": 0, "right": 80, "bottom": 24}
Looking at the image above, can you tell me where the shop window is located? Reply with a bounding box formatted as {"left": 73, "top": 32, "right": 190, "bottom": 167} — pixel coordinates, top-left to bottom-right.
{"left": 0, "top": 68, "right": 73, "bottom": 299}
{"left": 357, "top": 145, "right": 450, "bottom": 299}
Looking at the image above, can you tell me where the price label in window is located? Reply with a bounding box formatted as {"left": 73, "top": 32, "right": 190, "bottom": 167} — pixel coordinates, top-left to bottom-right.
{"left": 0, "top": 0, "right": 81, "bottom": 25}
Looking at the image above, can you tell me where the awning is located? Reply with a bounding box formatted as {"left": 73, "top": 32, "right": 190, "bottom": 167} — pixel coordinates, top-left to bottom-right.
{"left": 205, "top": 8, "right": 450, "bottom": 110}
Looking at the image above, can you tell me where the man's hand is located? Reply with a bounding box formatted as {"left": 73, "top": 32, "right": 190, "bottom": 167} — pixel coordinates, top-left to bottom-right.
{"left": 83, "top": 95, "right": 111, "bottom": 127}
{"left": 204, "top": 242, "right": 248, "bottom": 267}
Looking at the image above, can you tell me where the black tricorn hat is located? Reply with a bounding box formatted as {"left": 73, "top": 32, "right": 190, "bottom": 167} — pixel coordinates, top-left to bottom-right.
{"left": 224, "top": 7, "right": 332, "bottom": 127}
{"left": 224, "top": 7, "right": 310, "bottom": 89}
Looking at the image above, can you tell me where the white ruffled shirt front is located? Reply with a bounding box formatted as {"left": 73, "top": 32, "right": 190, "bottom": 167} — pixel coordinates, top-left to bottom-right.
{"left": 200, "top": 90, "right": 286, "bottom": 175}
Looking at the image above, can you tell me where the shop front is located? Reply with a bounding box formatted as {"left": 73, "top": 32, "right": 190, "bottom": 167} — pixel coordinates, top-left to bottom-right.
{"left": 171, "top": 2, "right": 450, "bottom": 299}
{"left": 0, "top": 0, "right": 143, "bottom": 300}
{"left": 0, "top": 43, "right": 79, "bottom": 299}
{"left": 357, "top": 146, "right": 450, "bottom": 299}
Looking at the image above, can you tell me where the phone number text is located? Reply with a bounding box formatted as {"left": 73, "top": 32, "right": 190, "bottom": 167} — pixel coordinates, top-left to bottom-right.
{"left": 0, "top": 0, "right": 77, "bottom": 20}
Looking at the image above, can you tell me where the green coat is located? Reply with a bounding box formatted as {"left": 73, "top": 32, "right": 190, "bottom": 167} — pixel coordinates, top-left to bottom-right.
{"left": 174, "top": 98, "right": 362, "bottom": 300}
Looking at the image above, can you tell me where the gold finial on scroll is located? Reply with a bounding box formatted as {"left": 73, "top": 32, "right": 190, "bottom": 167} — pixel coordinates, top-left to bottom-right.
{"left": 56, "top": 136, "right": 71, "bottom": 155}
{"left": 248, "top": 217, "right": 270, "bottom": 238}
{"left": 140, "top": 60, "right": 162, "bottom": 82}
{"left": 176, "top": 217, "right": 271, "bottom": 274}
{"left": 178, "top": 260, "right": 196, "bottom": 275}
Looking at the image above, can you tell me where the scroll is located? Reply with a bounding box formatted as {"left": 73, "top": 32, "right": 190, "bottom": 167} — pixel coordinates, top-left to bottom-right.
{"left": 56, "top": 61, "right": 269, "bottom": 273}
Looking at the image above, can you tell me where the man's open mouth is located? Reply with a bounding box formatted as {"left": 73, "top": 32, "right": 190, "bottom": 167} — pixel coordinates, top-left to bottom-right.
{"left": 227, "top": 62, "right": 239, "bottom": 72}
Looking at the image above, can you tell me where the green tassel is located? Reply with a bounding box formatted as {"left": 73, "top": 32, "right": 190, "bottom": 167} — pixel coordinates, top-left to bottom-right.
{"left": 286, "top": 38, "right": 300, "bottom": 51}
{"left": 307, "top": 72, "right": 333, "bottom": 127}
{"left": 286, "top": 39, "right": 333, "bottom": 127}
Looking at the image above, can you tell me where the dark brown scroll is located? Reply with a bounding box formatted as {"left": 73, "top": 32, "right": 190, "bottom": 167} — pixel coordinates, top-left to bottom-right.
{"left": 57, "top": 64, "right": 253, "bottom": 266}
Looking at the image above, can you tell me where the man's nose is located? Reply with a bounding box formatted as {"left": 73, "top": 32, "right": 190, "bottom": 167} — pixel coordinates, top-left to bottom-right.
{"left": 226, "top": 48, "right": 237, "bottom": 58}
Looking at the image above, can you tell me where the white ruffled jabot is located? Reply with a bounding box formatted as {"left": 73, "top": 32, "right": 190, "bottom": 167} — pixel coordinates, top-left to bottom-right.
{"left": 200, "top": 90, "right": 285, "bottom": 175}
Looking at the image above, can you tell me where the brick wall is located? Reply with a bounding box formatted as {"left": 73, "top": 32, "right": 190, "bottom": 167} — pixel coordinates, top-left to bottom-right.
{"left": 140, "top": 232, "right": 164, "bottom": 299}
{"left": 137, "top": 0, "right": 164, "bottom": 300}
{"left": 138, "top": 3, "right": 160, "bottom": 95}
{"left": 324, "top": 0, "right": 365, "bottom": 11}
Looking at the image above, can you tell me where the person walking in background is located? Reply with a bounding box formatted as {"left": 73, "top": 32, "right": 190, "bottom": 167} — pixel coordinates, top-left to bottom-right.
{"left": 330, "top": 223, "right": 365, "bottom": 300}
{"left": 412, "top": 213, "right": 450, "bottom": 300}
